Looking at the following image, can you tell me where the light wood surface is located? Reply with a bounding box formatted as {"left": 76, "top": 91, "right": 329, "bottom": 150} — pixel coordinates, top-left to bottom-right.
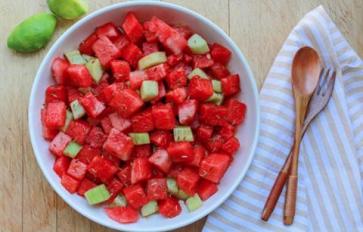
{"left": 0, "top": 0, "right": 361, "bottom": 231}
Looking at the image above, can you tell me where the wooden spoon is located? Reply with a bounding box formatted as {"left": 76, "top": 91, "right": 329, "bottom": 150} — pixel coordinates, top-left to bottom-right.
{"left": 283, "top": 47, "right": 321, "bottom": 225}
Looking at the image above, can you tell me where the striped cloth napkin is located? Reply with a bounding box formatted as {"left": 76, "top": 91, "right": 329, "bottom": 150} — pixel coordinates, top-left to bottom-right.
{"left": 203, "top": 6, "right": 363, "bottom": 232}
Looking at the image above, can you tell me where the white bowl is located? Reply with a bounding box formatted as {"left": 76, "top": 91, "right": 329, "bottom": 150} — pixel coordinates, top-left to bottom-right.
{"left": 28, "top": 1, "right": 260, "bottom": 231}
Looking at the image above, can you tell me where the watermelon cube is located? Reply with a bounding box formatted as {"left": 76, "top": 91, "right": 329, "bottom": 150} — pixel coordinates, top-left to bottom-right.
{"left": 51, "top": 57, "right": 69, "bottom": 84}
{"left": 189, "top": 77, "right": 213, "bottom": 101}
{"left": 49, "top": 132, "right": 72, "bottom": 156}
{"left": 44, "top": 102, "right": 67, "bottom": 129}
{"left": 119, "top": 43, "right": 143, "bottom": 68}
{"left": 211, "top": 43, "right": 231, "bottom": 65}
{"left": 110, "top": 60, "right": 130, "bottom": 82}
{"left": 150, "top": 130, "right": 172, "bottom": 148}
{"left": 79, "top": 32, "right": 98, "bottom": 55}
{"left": 191, "top": 145, "right": 206, "bottom": 167}
{"left": 131, "top": 109, "right": 154, "bottom": 132}
{"left": 222, "top": 136, "right": 240, "bottom": 155}
{"left": 158, "top": 197, "right": 181, "bottom": 218}
{"left": 218, "top": 123, "right": 235, "bottom": 140}
{"left": 105, "top": 206, "right": 139, "bottom": 224}
{"left": 166, "top": 67, "right": 187, "bottom": 90}
{"left": 121, "top": 12, "right": 144, "bottom": 43}
{"left": 80, "top": 93, "right": 105, "bottom": 118}
{"left": 148, "top": 149, "right": 172, "bottom": 173}
{"left": 76, "top": 145, "right": 100, "bottom": 164}
{"left": 166, "top": 54, "right": 183, "bottom": 67}
{"left": 65, "top": 120, "right": 91, "bottom": 144}
{"left": 197, "top": 179, "right": 218, "bottom": 200}
{"left": 151, "top": 104, "right": 176, "bottom": 130}
{"left": 147, "top": 178, "right": 168, "bottom": 200}
{"left": 131, "top": 157, "right": 152, "bottom": 184}
{"left": 177, "top": 168, "right": 200, "bottom": 195}
{"left": 109, "top": 89, "right": 144, "bottom": 118}
{"left": 100, "top": 117, "right": 113, "bottom": 134}
{"left": 117, "top": 165, "right": 131, "bottom": 187}
{"left": 42, "top": 126, "right": 58, "bottom": 141}
{"left": 210, "top": 62, "right": 230, "bottom": 79}
{"left": 92, "top": 36, "right": 120, "bottom": 68}
{"left": 145, "top": 63, "right": 169, "bottom": 81}
{"left": 103, "top": 128, "right": 134, "bottom": 160}
{"left": 87, "top": 156, "right": 118, "bottom": 183}
{"left": 96, "top": 22, "right": 120, "bottom": 41}
{"left": 67, "top": 64, "right": 93, "bottom": 87}
{"left": 106, "top": 178, "right": 124, "bottom": 201}
{"left": 165, "top": 87, "right": 187, "bottom": 105}
{"left": 61, "top": 174, "right": 80, "bottom": 193}
{"left": 67, "top": 159, "right": 88, "bottom": 180}
{"left": 199, "top": 103, "right": 228, "bottom": 126}
{"left": 53, "top": 156, "right": 71, "bottom": 177}
{"left": 178, "top": 99, "right": 198, "bottom": 125}
{"left": 142, "top": 42, "right": 159, "bottom": 55}
{"left": 123, "top": 184, "right": 148, "bottom": 209}
{"left": 129, "top": 70, "right": 148, "bottom": 90}
{"left": 85, "top": 126, "right": 106, "bottom": 148}
{"left": 45, "top": 85, "right": 67, "bottom": 104}
{"left": 133, "top": 144, "right": 152, "bottom": 158}
{"left": 77, "top": 178, "right": 97, "bottom": 196}
{"left": 226, "top": 99, "right": 247, "bottom": 125}
{"left": 151, "top": 82, "right": 166, "bottom": 104}
{"left": 199, "top": 153, "right": 231, "bottom": 183}
{"left": 108, "top": 112, "right": 132, "bottom": 132}
{"left": 196, "top": 124, "right": 213, "bottom": 142}
{"left": 113, "top": 35, "right": 130, "bottom": 51}
{"left": 221, "top": 74, "right": 240, "bottom": 96}
{"left": 206, "top": 135, "right": 224, "bottom": 153}
{"left": 193, "top": 54, "right": 214, "bottom": 69}
{"left": 167, "top": 142, "right": 194, "bottom": 163}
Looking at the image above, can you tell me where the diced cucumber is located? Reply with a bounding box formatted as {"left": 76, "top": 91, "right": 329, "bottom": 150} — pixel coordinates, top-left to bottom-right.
{"left": 187, "top": 34, "right": 209, "bottom": 54}
{"left": 141, "top": 200, "right": 158, "bottom": 217}
{"left": 85, "top": 184, "right": 110, "bottom": 205}
{"left": 212, "top": 80, "right": 222, "bottom": 93}
{"left": 129, "top": 133, "right": 150, "bottom": 145}
{"left": 186, "top": 194, "right": 203, "bottom": 212}
{"left": 61, "top": 110, "right": 73, "bottom": 132}
{"left": 175, "top": 189, "right": 189, "bottom": 200}
{"left": 82, "top": 54, "right": 94, "bottom": 62}
{"left": 85, "top": 58, "right": 103, "bottom": 83}
{"left": 188, "top": 68, "right": 208, "bottom": 79}
{"left": 173, "top": 126, "right": 194, "bottom": 142}
{"left": 206, "top": 92, "right": 224, "bottom": 105}
{"left": 108, "top": 194, "right": 127, "bottom": 208}
{"left": 167, "top": 178, "right": 178, "bottom": 194}
{"left": 140, "top": 80, "right": 158, "bottom": 102}
{"left": 138, "top": 51, "right": 167, "bottom": 70}
{"left": 70, "top": 100, "right": 86, "bottom": 119}
{"left": 65, "top": 50, "right": 86, "bottom": 64}
{"left": 63, "top": 141, "right": 82, "bottom": 158}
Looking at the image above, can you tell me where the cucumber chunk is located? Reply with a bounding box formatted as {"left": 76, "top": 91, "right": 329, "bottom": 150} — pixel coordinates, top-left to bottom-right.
{"left": 129, "top": 133, "right": 150, "bottom": 145}
{"left": 206, "top": 92, "right": 224, "bottom": 105}
{"left": 61, "top": 110, "right": 73, "bottom": 132}
{"left": 138, "top": 51, "right": 167, "bottom": 70}
{"left": 186, "top": 194, "right": 203, "bottom": 212}
{"left": 108, "top": 194, "right": 127, "bottom": 208}
{"left": 187, "top": 34, "right": 209, "bottom": 54}
{"left": 212, "top": 80, "right": 222, "bottom": 93}
{"left": 70, "top": 100, "right": 86, "bottom": 119}
{"left": 175, "top": 189, "right": 189, "bottom": 200}
{"left": 173, "top": 126, "right": 194, "bottom": 142}
{"left": 188, "top": 68, "right": 208, "bottom": 79}
{"left": 85, "top": 184, "right": 110, "bottom": 205}
{"left": 65, "top": 50, "right": 86, "bottom": 64}
{"left": 82, "top": 54, "right": 94, "bottom": 62}
{"left": 141, "top": 200, "right": 158, "bottom": 217}
{"left": 140, "top": 80, "right": 158, "bottom": 102}
{"left": 85, "top": 58, "right": 103, "bottom": 83}
{"left": 63, "top": 141, "right": 82, "bottom": 158}
{"left": 167, "top": 178, "right": 178, "bottom": 194}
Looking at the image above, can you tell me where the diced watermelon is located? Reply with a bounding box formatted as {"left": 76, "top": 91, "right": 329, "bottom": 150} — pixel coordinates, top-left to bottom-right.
{"left": 53, "top": 156, "right": 71, "bottom": 177}
{"left": 109, "top": 89, "right": 144, "bottom": 118}
{"left": 168, "top": 165, "right": 184, "bottom": 179}
{"left": 103, "top": 128, "right": 134, "bottom": 160}
{"left": 167, "top": 142, "right": 194, "bottom": 163}
{"left": 110, "top": 60, "right": 130, "bottom": 82}
{"left": 42, "top": 126, "right": 58, "bottom": 141}
{"left": 133, "top": 144, "right": 151, "bottom": 158}
{"left": 177, "top": 168, "right": 200, "bottom": 195}
{"left": 206, "top": 135, "right": 224, "bottom": 153}
{"left": 178, "top": 99, "right": 198, "bottom": 125}
{"left": 80, "top": 93, "right": 105, "bottom": 118}
{"left": 100, "top": 117, "right": 113, "bottom": 134}
{"left": 131, "top": 157, "right": 152, "bottom": 184}
{"left": 150, "top": 130, "right": 172, "bottom": 148}
{"left": 142, "top": 42, "right": 159, "bottom": 55}
{"left": 151, "top": 82, "right": 166, "bottom": 104}
{"left": 151, "top": 104, "right": 176, "bottom": 130}
{"left": 199, "top": 103, "right": 228, "bottom": 126}
{"left": 193, "top": 54, "right": 214, "bottom": 69}
{"left": 113, "top": 35, "right": 130, "bottom": 52}
{"left": 158, "top": 197, "right": 181, "bottom": 218}
{"left": 129, "top": 70, "right": 148, "bottom": 90}
{"left": 77, "top": 178, "right": 97, "bottom": 196}
{"left": 79, "top": 32, "right": 98, "bottom": 55}
{"left": 199, "top": 153, "right": 230, "bottom": 183}
{"left": 106, "top": 178, "right": 123, "bottom": 200}
{"left": 218, "top": 123, "right": 235, "bottom": 140}
{"left": 105, "top": 206, "right": 139, "bottom": 224}
{"left": 66, "top": 120, "right": 91, "bottom": 144}
{"left": 45, "top": 85, "right": 67, "bottom": 104}
{"left": 191, "top": 145, "right": 206, "bottom": 167}
{"left": 210, "top": 43, "right": 231, "bottom": 65}
{"left": 119, "top": 43, "right": 143, "bottom": 68}
{"left": 222, "top": 136, "right": 240, "bottom": 155}
{"left": 87, "top": 155, "right": 118, "bottom": 182}
{"left": 96, "top": 22, "right": 120, "bottom": 41}
{"left": 121, "top": 12, "right": 144, "bottom": 43}
{"left": 148, "top": 149, "right": 172, "bottom": 173}
{"left": 143, "top": 20, "right": 158, "bottom": 42}
{"left": 196, "top": 124, "right": 213, "bottom": 142}
{"left": 67, "top": 159, "right": 88, "bottom": 180}
{"left": 145, "top": 63, "right": 169, "bottom": 81}
{"left": 117, "top": 165, "right": 131, "bottom": 187}
{"left": 103, "top": 151, "right": 121, "bottom": 166}
{"left": 44, "top": 102, "right": 67, "bottom": 128}
{"left": 166, "top": 66, "right": 187, "bottom": 89}
{"left": 108, "top": 112, "right": 132, "bottom": 132}
{"left": 189, "top": 77, "right": 213, "bottom": 101}
{"left": 67, "top": 87, "right": 82, "bottom": 103}
{"left": 61, "top": 174, "right": 80, "bottom": 193}
{"left": 99, "top": 83, "right": 127, "bottom": 103}
{"left": 221, "top": 74, "right": 240, "bottom": 96}
{"left": 174, "top": 25, "right": 193, "bottom": 39}
{"left": 123, "top": 184, "right": 147, "bottom": 209}
{"left": 92, "top": 36, "right": 120, "bottom": 68}
{"left": 210, "top": 62, "right": 230, "bottom": 79}
{"left": 147, "top": 178, "right": 167, "bottom": 200}
{"left": 167, "top": 54, "right": 183, "bottom": 67}
{"left": 197, "top": 179, "right": 218, "bottom": 200}
{"left": 85, "top": 127, "right": 106, "bottom": 148}
{"left": 49, "top": 132, "right": 72, "bottom": 156}
{"left": 225, "top": 99, "right": 247, "bottom": 125}
{"left": 131, "top": 109, "right": 154, "bottom": 132}
{"left": 51, "top": 57, "right": 69, "bottom": 85}
{"left": 165, "top": 87, "right": 187, "bottom": 105}
{"left": 67, "top": 64, "right": 93, "bottom": 87}
{"left": 76, "top": 145, "right": 100, "bottom": 164}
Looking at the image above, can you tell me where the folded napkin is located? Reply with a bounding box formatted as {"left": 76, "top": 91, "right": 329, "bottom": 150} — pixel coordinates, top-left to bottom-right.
{"left": 204, "top": 6, "right": 363, "bottom": 232}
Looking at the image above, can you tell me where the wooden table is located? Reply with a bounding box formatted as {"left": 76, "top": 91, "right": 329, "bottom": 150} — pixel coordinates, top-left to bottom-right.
{"left": 0, "top": 0, "right": 362, "bottom": 231}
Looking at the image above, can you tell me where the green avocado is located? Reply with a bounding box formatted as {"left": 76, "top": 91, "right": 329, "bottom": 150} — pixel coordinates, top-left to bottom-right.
{"left": 47, "top": 0, "right": 88, "bottom": 20}
{"left": 7, "top": 13, "right": 57, "bottom": 53}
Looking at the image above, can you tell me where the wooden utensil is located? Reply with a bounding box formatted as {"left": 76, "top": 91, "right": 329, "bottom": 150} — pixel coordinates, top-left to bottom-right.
{"left": 261, "top": 67, "right": 336, "bottom": 221}
{"left": 283, "top": 47, "right": 321, "bottom": 225}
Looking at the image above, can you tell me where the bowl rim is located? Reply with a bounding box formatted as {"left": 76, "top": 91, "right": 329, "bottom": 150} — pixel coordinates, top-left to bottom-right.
{"left": 28, "top": 1, "right": 260, "bottom": 231}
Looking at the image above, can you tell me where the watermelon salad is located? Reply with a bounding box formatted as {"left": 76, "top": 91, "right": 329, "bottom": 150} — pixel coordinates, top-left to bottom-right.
{"left": 41, "top": 12, "right": 247, "bottom": 223}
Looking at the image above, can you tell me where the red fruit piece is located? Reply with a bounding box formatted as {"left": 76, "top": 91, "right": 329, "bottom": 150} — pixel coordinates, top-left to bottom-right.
{"left": 191, "top": 145, "right": 206, "bottom": 167}
{"left": 142, "top": 42, "right": 159, "bottom": 55}
{"left": 103, "top": 128, "right": 134, "bottom": 160}
{"left": 206, "top": 135, "right": 224, "bottom": 153}
{"left": 85, "top": 127, "right": 106, "bottom": 148}
{"left": 105, "top": 206, "right": 139, "bottom": 224}
{"left": 196, "top": 124, "right": 213, "bottom": 142}
{"left": 210, "top": 62, "right": 230, "bottom": 79}
{"left": 77, "top": 178, "right": 97, "bottom": 196}
{"left": 87, "top": 156, "right": 118, "bottom": 182}
{"left": 151, "top": 104, "right": 176, "bottom": 130}
{"left": 165, "top": 87, "right": 187, "bottom": 105}
{"left": 45, "top": 85, "right": 67, "bottom": 104}
{"left": 61, "top": 174, "right": 80, "bottom": 193}
{"left": 110, "top": 60, "right": 130, "bottom": 82}
{"left": 101, "top": 117, "right": 113, "bottom": 134}
{"left": 44, "top": 102, "right": 66, "bottom": 128}
{"left": 79, "top": 32, "right": 98, "bottom": 55}
{"left": 129, "top": 70, "right": 148, "bottom": 90}
{"left": 167, "top": 54, "right": 183, "bottom": 67}
{"left": 66, "top": 120, "right": 91, "bottom": 144}
{"left": 96, "top": 22, "right": 120, "bottom": 41}
{"left": 189, "top": 77, "right": 213, "bottom": 101}
{"left": 166, "top": 67, "right": 187, "bottom": 90}
{"left": 76, "top": 145, "right": 100, "bottom": 164}
{"left": 131, "top": 157, "right": 152, "bottom": 184}
{"left": 67, "top": 64, "right": 93, "bottom": 87}
{"left": 174, "top": 25, "right": 193, "bottom": 39}
{"left": 119, "top": 43, "right": 143, "bottom": 68}
{"left": 199, "top": 153, "right": 231, "bottom": 183}
{"left": 150, "top": 130, "right": 172, "bottom": 148}
{"left": 221, "top": 74, "right": 240, "bottom": 96}
{"left": 211, "top": 43, "right": 231, "bottom": 65}
{"left": 222, "top": 136, "right": 240, "bottom": 155}
{"left": 42, "top": 126, "right": 58, "bottom": 141}
{"left": 117, "top": 165, "right": 131, "bottom": 187}
{"left": 106, "top": 178, "right": 123, "bottom": 201}
{"left": 133, "top": 144, "right": 151, "bottom": 158}
{"left": 145, "top": 63, "right": 169, "bottom": 81}
{"left": 99, "top": 83, "right": 126, "bottom": 103}
{"left": 193, "top": 54, "right": 214, "bottom": 69}
{"left": 199, "top": 103, "right": 228, "bottom": 126}
{"left": 53, "top": 156, "right": 70, "bottom": 177}
{"left": 148, "top": 149, "right": 172, "bottom": 173}
{"left": 167, "top": 142, "right": 194, "bottom": 163}
{"left": 197, "top": 179, "right": 218, "bottom": 200}
{"left": 177, "top": 168, "right": 200, "bottom": 195}
{"left": 80, "top": 93, "right": 105, "bottom": 118}
{"left": 131, "top": 109, "right": 154, "bottom": 132}
{"left": 67, "top": 159, "right": 88, "bottom": 180}
{"left": 51, "top": 57, "right": 69, "bottom": 85}
{"left": 147, "top": 178, "right": 168, "bottom": 200}
{"left": 151, "top": 82, "right": 166, "bottom": 104}
{"left": 218, "top": 123, "right": 235, "bottom": 140}
{"left": 113, "top": 35, "right": 130, "bottom": 51}
{"left": 178, "top": 99, "right": 198, "bottom": 125}
{"left": 158, "top": 197, "right": 181, "bottom": 218}
{"left": 123, "top": 184, "right": 147, "bottom": 209}
{"left": 92, "top": 36, "right": 120, "bottom": 68}
{"left": 226, "top": 99, "right": 247, "bottom": 125}
{"left": 109, "top": 89, "right": 144, "bottom": 118}
{"left": 108, "top": 112, "right": 131, "bottom": 132}
{"left": 121, "top": 12, "right": 144, "bottom": 43}
{"left": 67, "top": 87, "right": 82, "bottom": 103}
{"left": 49, "top": 132, "right": 72, "bottom": 156}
